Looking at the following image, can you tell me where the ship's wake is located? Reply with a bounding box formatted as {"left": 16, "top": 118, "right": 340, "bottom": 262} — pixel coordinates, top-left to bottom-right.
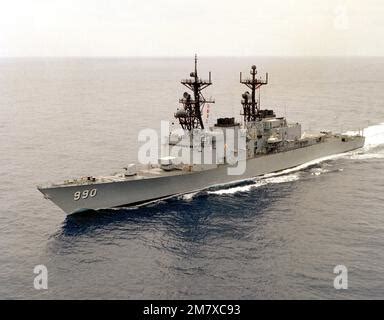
{"left": 344, "top": 122, "right": 384, "bottom": 160}
{"left": 206, "top": 173, "right": 300, "bottom": 195}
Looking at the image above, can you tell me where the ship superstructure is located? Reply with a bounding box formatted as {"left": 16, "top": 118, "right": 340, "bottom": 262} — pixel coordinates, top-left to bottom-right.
{"left": 37, "top": 56, "right": 365, "bottom": 214}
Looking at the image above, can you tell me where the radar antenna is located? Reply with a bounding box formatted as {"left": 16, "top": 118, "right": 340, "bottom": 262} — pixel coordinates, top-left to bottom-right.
{"left": 240, "top": 65, "right": 268, "bottom": 122}
{"left": 175, "top": 55, "right": 215, "bottom": 131}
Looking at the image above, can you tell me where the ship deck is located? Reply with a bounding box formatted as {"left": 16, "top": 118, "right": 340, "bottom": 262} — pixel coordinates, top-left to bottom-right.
{"left": 39, "top": 165, "right": 195, "bottom": 189}
{"left": 38, "top": 133, "right": 363, "bottom": 190}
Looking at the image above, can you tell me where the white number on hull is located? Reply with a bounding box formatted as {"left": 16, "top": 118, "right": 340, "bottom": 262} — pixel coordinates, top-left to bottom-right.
{"left": 82, "top": 190, "right": 89, "bottom": 199}
{"left": 90, "top": 189, "right": 97, "bottom": 197}
{"left": 73, "top": 189, "right": 97, "bottom": 201}
{"left": 74, "top": 191, "right": 81, "bottom": 201}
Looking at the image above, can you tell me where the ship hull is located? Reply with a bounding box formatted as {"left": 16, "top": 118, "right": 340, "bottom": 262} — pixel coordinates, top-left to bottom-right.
{"left": 38, "top": 136, "right": 364, "bottom": 214}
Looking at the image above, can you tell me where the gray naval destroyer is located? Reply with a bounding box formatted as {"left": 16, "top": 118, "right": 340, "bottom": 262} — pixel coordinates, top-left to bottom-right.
{"left": 38, "top": 57, "right": 365, "bottom": 214}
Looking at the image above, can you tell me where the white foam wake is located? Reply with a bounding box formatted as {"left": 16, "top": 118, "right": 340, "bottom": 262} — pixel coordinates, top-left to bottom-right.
{"left": 349, "top": 153, "right": 384, "bottom": 160}
{"left": 363, "top": 122, "right": 384, "bottom": 148}
{"left": 345, "top": 122, "right": 384, "bottom": 149}
{"left": 207, "top": 181, "right": 265, "bottom": 195}
{"left": 309, "top": 167, "right": 330, "bottom": 176}
{"left": 181, "top": 192, "right": 199, "bottom": 200}
{"left": 207, "top": 173, "right": 300, "bottom": 195}
{"left": 345, "top": 122, "right": 384, "bottom": 160}
{"left": 261, "top": 152, "right": 349, "bottom": 179}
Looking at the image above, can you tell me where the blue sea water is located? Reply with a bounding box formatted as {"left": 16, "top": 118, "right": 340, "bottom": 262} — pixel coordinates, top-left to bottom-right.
{"left": 0, "top": 57, "right": 384, "bottom": 299}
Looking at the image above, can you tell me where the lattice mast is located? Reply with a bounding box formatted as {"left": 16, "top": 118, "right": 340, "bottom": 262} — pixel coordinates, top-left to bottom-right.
{"left": 175, "top": 55, "right": 215, "bottom": 131}
{"left": 240, "top": 65, "right": 268, "bottom": 122}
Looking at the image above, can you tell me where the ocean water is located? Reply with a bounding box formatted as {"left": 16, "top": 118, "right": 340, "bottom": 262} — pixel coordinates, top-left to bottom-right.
{"left": 0, "top": 57, "right": 384, "bottom": 299}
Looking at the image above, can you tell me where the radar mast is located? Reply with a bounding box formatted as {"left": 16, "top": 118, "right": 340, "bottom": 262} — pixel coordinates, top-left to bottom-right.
{"left": 175, "top": 55, "right": 215, "bottom": 131}
{"left": 240, "top": 65, "right": 269, "bottom": 122}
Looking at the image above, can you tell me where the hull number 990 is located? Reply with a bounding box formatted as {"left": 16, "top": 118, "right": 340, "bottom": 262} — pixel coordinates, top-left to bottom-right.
{"left": 74, "top": 189, "right": 97, "bottom": 201}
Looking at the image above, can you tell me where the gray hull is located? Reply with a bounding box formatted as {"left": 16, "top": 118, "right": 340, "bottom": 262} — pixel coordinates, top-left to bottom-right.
{"left": 38, "top": 136, "right": 364, "bottom": 214}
